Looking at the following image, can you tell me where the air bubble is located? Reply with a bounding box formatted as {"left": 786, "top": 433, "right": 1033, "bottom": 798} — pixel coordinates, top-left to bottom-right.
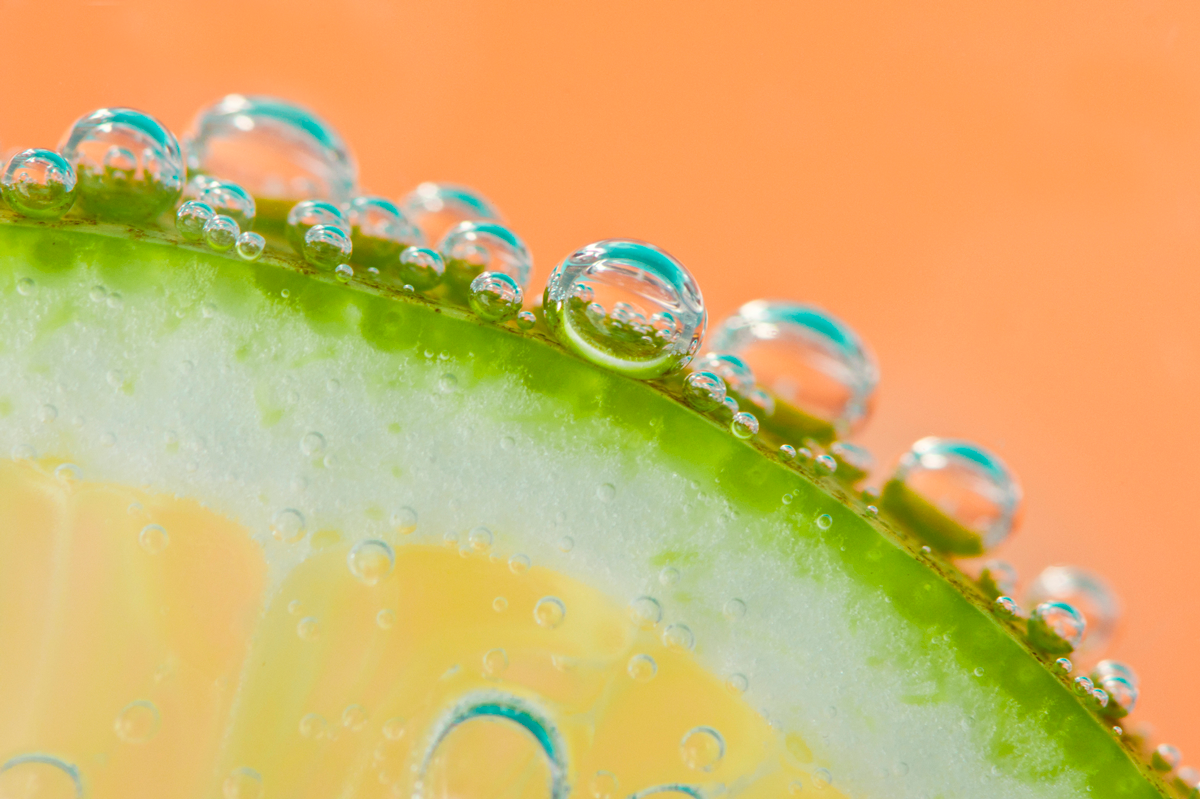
{"left": 393, "top": 506, "right": 418, "bottom": 535}
{"left": 1028, "top": 601, "right": 1086, "bottom": 654}
{"left": 0, "top": 754, "right": 83, "bottom": 799}
{"left": 730, "top": 411, "right": 759, "bottom": 439}
{"left": 286, "top": 200, "right": 349, "bottom": 254}
{"left": 692, "top": 352, "right": 754, "bottom": 395}
{"left": 682, "top": 371, "right": 727, "bottom": 412}
{"left": 236, "top": 231, "right": 266, "bottom": 261}
{"left": 344, "top": 195, "right": 423, "bottom": 269}
{"left": 1025, "top": 565, "right": 1119, "bottom": 661}
{"left": 993, "top": 596, "right": 1019, "bottom": 618}
{"left": 401, "top": 181, "right": 502, "bottom": 243}
{"left": 709, "top": 300, "right": 879, "bottom": 433}
{"left": 533, "top": 596, "right": 566, "bottom": 629}
{"left": 114, "top": 700, "right": 161, "bottom": 743}
{"left": 204, "top": 214, "right": 240, "bottom": 252}
{"left": 1092, "top": 660, "right": 1139, "bottom": 717}
{"left": 508, "top": 553, "right": 531, "bottom": 574}
{"left": 627, "top": 653, "right": 657, "bottom": 682}
{"left": 492, "top": 597, "right": 509, "bottom": 612}
{"left": 723, "top": 598, "right": 747, "bottom": 621}
{"left": 726, "top": 673, "right": 749, "bottom": 694}
{"left": 393, "top": 246, "right": 445, "bottom": 291}
{"left": 176, "top": 200, "right": 215, "bottom": 241}
{"left": 680, "top": 726, "right": 725, "bottom": 771}
{"left": 659, "top": 566, "right": 681, "bottom": 585}
{"left": 589, "top": 770, "right": 620, "bottom": 799}
{"left": 779, "top": 444, "right": 798, "bottom": 461}
{"left": 468, "top": 526, "right": 494, "bottom": 551}
{"left": 300, "top": 431, "right": 326, "bottom": 456}
{"left": 1054, "top": 657, "right": 1074, "bottom": 674}
{"left": 886, "top": 437, "right": 1022, "bottom": 554}
{"left": 186, "top": 95, "right": 357, "bottom": 203}
{"left": 376, "top": 608, "right": 397, "bottom": 630}
{"left": 815, "top": 513, "right": 833, "bottom": 530}
{"left": 223, "top": 767, "right": 263, "bottom": 799}
{"left": 1154, "top": 744, "right": 1183, "bottom": 773}
{"left": 812, "top": 768, "right": 833, "bottom": 788}
{"left": 439, "top": 220, "right": 532, "bottom": 294}
{"left": 629, "top": 595, "right": 664, "bottom": 628}
{"left": 304, "top": 223, "right": 353, "bottom": 269}
{"left": 382, "top": 717, "right": 406, "bottom": 741}
{"left": 978, "top": 559, "right": 1018, "bottom": 599}
{"left": 299, "top": 713, "right": 329, "bottom": 740}
{"left": 191, "top": 178, "right": 256, "bottom": 229}
{"left": 59, "top": 107, "right": 185, "bottom": 221}
{"left": 663, "top": 623, "right": 695, "bottom": 651}
{"left": 139, "top": 524, "right": 169, "bottom": 554}
{"left": 1, "top": 149, "right": 78, "bottom": 219}
{"left": 543, "top": 239, "right": 705, "bottom": 379}
{"left": 557, "top": 535, "right": 575, "bottom": 552}
{"left": 468, "top": 270, "right": 523, "bottom": 322}
{"left": 815, "top": 453, "right": 837, "bottom": 472}
{"left": 482, "top": 648, "right": 509, "bottom": 678}
{"left": 348, "top": 539, "right": 395, "bottom": 586}
{"left": 296, "top": 617, "right": 319, "bottom": 641}
{"left": 597, "top": 483, "right": 616, "bottom": 501}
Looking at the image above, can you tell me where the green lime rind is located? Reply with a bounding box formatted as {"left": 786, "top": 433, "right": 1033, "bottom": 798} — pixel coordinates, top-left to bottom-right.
{"left": 0, "top": 212, "right": 1171, "bottom": 799}
{"left": 880, "top": 477, "right": 986, "bottom": 556}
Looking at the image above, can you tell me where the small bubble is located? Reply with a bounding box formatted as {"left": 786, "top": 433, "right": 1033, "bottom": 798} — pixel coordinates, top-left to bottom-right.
{"left": 393, "top": 246, "right": 445, "bottom": 291}
{"left": 1, "top": 148, "right": 78, "bottom": 219}
{"left": 440, "top": 220, "right": 531, "bottom": 295}
{"left": 204, "top": 214, "right": 240, "bottom": 251}
{"left": 659, "top": 566, "right": 681, "bottom": 586}
{"left": 222, "top": 767, "right": 263, "bottom": 799}
{"left": 236, "top": 231, "right": 266, "bottom": 261}
{"left": 382, "top": 716, "right": 406, "bottom": 741}
{"left": 139, "top": 524, "right": 169, "bottom": 554}
{"left": 1055, "top": 657, "right": 1074, "bottom": 674}
{"left": 39, "top": 404, "right": 58, "bottom": 423}
{"left": 596, "top": 482, "right": 616, "bottom": 502}
{"left": 1025, "top": 565, "right": 1119, "bottom": 659}
{"left": 392, "top": 506, "right": 418, "bottom": 535}
{"left": 627, "top": 653, "right": 657, "bottom": 682}
{"left": 482, "top": 648, "right": 509, "bottom": 678}
{"left": 730, "top": 411, "right": 759, "bottom": 439}
{"left": 1073, "top": 675, "right": 1095, "bottom": 695}
{"left": 1028, "top": 601, "right": 1086, "bottom": 654}
{"left": 348, "top": 540, "right": 395, "bottom": 586}
{"left": 662, "top": 623, "right": 695, "bottom": 651}
{"left": 438, "top": 373, "right": 458, "bottom": 393}
{"left": 723, "top": 598, "right": 747, "bottom": 621}
{"left": 334, "top": 263, "right": 354, "bottom": 281}
{"left": 682, "top": 371, "right": 727, "bottom": 412}
{"left": 492, "top": 596, "right": 509, "bottom": 612}
{"left": 468, "top": 526, "right": 494, "bottom": 552}
{"left": 993, "top": 595, "right": 1019, "bottom": 618}
{"left": 629, "top": 595, "right": 663, "bottom": 628}
{"left": 114, "top": 700, "right": 161, "bottom": 743}
{"left": 508, "top": 554, "right": 531, "bottom": 574}
{"left": 533, "top": 596, "right": 566, "bottom": 629}
{"left": 500, "top": 435, "right": 516, "bottom": 450}
{"left": 271, "top": 508, "right": 306, "bottom": 543}
{"left": 588, "top": 770, "right": 619, "bottom": 799}
{"left": 815, "top": 513, "right": 833, "bottom": 530}
{"left": 342, "top": 704, "right": 368, "bottom": 732}
{"left": 376, "top": 609, "right": 397, "bottom": 630}
{"left": 54, "top": 463, "right": 82, "bottom": 485}
{"left": 402, "top": 182, "right": 502, "bottom": 242}
{"left": 516, "top": 310, "right": 537, "bottom": 330}
{"left": 89, "top": 285, "right": 108, "bottom": 302}
{"left": 557, "top": 535, "right": 575, "bottom": 552}
{"left": 304, "top": 223, "right": 353, "bottom": 269}
{"left": 468, "top": 270, "right": 524, "bottom": 322}
{"left": 299, "top": 713, "right": 329, "bottom": 740}
{"left": 680, "top": 726, "right": 725, "bottom": 771}
{"left": 779, "top": 444, "right": 798, "bottom": 461}
{"left": 866, "top": 504, "right": 879, "bottom": 515}
{"left": 1092, "top": 660, "right": 1139, "bottom": 716}
{"left": 1092, "top": 688, "right": 1110, "bottom": 708}
{"left": 14, "top": 277, "right": 34, "bottom": 296}
{"left": 288, "top": 599, "right": 303, "bottom": 615}
{"left": 296, "top": 617, "right": 319, "bottom": 641}
{"left": 107, "top": 292, "right": 123, "bottom": 310}
{"left": 692, "top": 352, "right": 755, "bottom": 395}
{"left": 726, "top": 673, "right": 749, "bottom": 694}
{"left": 300, "top": 431, "right": 326, "bottom": 456}
{"left": 973, "top": 667, "right": 985, "bottom": 677}
{"left": 815, "top": 453, "right": 837, "bottom": 472}
{"left": 812, "top": 768, "right": 833, "bottom": 788}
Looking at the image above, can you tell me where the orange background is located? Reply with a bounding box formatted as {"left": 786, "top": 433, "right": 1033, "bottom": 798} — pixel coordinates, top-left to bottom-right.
{"left": 3, "top": 0, "right": 1198, "bottom": 763}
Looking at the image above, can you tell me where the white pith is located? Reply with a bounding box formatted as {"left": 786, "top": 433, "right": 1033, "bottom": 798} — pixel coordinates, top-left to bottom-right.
{"left": 0, "top": 245, "right": 1091, "bottom": 799}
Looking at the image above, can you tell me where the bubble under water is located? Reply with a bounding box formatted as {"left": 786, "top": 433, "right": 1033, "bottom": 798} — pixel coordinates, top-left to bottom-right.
{"left": 438, "top": 220, "right": 532, "bottom": 294}
{"left": 543, "top": 239, "right": 706, "bottom": 379}
{"left": 708, "top": 300, "right": 879, "bottom": 433}
{"left": 468, "top": 271, "right": 523, "bottom": 322}
{"left": 1024, "top": 565, "right": 1120, "bottom": 663}
{"left": 1, "top": 149, "right": 78, "bottom": 219}
{"left": 186, "top": 94, "right": 357, "bottom": 203}
{"left": 401, "top": 181, "right": 502, "bottom": 243}
{"left": 344, "top": 195, "right": 423, "bottom": 269}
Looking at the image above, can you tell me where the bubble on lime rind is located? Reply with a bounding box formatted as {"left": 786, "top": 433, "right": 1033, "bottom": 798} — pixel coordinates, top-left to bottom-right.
{"left": 829, "top": 441, "right": 873, "bottom": 483}
{"left": 542, "top": 239, "right": 706, "bottom": 380}
{"left": 992, "top": 595, "right": 1019, "bottom": 619}
{"left": 204, "top": 214, "right": 240, "bottom": 252}
{"left": 1027, "top": 600, "right": 1086, "bottom": 655}
{"left": 304, "top": 223, "right": 353, "bottom": 269}
{"left": 191, "top": 178, "right": 257, "bottom": 229}
{"left": 176, "top": 200, "right": 215, "bottom": 241}
{"left": 236, "top": 231, "right": 266, "bottom": 261}
{"left": 1, "top": 148, "right": 78, "bottom": 219}
{"left": 389, "top": 246, "right": 445, "bottom": 291}
{"left": 344, "top": 195, "right": 424, "bottom": 268}
{"left": 286, "top": 199, "right": 349, "bottom": 253}
{"left": 439, "top": 219, "right": 532, "bottom": 293}
{"left": 468, "top": 271, "right": 523, "bottom": 323}
{"left": 1154, "top": 744, "right": 1183, "bottom": 773}
{"left": 692, "top": 352, "right": 755, "bottom": 395}
{"left": 682, "top": 371, "right": 727, "bottom": 412}
{"left": 401, "top": 181, "right": 502, "bottom": 241}
{"left": 976, "top": 559, "right": 1018, "bottom": 600}
{"left": 708, "top": 300, "right": 879, "bottom": 434}
{"left": 59, "top": 107, "right": 185, "bottom": 221}
{"left": 882, "top": 436, "right": 1022, "bottom": 556}
{"left": 730, "top": 411, "right": 759, "bottom": 439}
{"left": 1091, "top": 660, "right": 1139, "bottom": 718}
{"left": 186, "top": 94, "right": 357, "bottom": 203}
{"left": 1025, "top": 565, "right": 1120, "bottom": 662}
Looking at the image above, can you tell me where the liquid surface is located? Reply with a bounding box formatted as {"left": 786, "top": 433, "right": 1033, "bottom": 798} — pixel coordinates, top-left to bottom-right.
{"left": 0, "top": 459, "right": 841, "bottom": 799}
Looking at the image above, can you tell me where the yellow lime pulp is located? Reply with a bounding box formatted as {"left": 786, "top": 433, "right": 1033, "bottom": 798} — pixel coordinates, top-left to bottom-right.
{"left": 0, "top": 459, "right": 843, "bottom": 799}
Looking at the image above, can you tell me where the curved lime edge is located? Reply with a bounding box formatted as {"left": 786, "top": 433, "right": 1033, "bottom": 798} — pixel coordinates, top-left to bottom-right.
{"left": 0, "top": 211, "right": 1171, "bottom": 799}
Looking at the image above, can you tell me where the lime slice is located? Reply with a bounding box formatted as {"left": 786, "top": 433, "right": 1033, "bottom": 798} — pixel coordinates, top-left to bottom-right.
{"left": 0, "top": 215, "right": 1169, "bottom": 799}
